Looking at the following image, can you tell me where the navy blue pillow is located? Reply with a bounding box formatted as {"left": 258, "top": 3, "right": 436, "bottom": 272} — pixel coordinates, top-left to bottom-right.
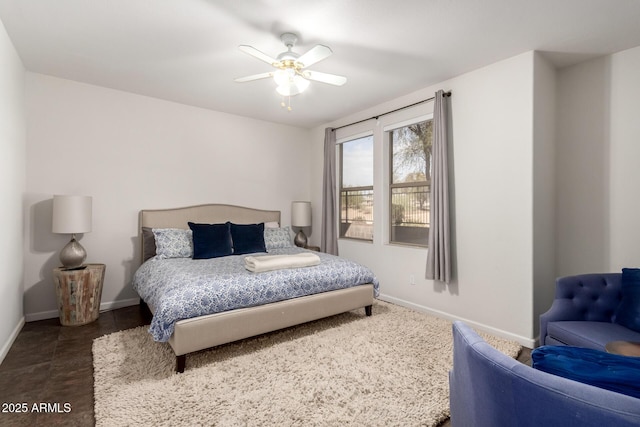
{"left": 187, "top": 222, "right": 232, "bottom": 259}
{"left": 229, "top": 222, "right": 266, "bottom": 255}
{"left": 614, "top": 268, "right": 640, "bottom": 332}
{"left": 532, "top": 345, "right": 640, "bottom": 398}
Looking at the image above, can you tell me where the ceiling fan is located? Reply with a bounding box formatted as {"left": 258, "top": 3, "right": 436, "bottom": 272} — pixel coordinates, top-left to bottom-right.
{"left": 235, "top": 33, "right": 347, "bottom": 104}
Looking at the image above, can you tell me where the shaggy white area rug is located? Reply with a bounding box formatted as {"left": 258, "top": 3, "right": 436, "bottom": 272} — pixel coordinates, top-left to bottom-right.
{"left": 93, "top": 300, "right": 521, "bottom": 426}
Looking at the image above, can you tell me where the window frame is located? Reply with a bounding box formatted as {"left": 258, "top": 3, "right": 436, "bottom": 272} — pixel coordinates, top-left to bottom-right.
{"left": 338, "top": 132, "right": 374, "bottom": 242}
{"left": 386, "top": 114, "right": 433, "bottom": 248}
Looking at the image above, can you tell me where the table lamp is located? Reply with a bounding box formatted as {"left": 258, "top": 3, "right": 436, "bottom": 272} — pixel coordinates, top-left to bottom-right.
{"left": 291, "top": 201, "right": 311, "bottom": 248}
{"left": 52, "top": 195, "right": 92, "bottom": 269}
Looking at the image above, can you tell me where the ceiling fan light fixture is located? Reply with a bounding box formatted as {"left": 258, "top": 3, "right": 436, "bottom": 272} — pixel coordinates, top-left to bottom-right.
{"left": 276, "top": 85, "right": 294, "bottom": 97}
{"left": 273, "top": 68, "right": 295, "bottom": 86}
{"left": 236, "top": 33, "right": 345, "bottom": 108}
{"left": 276, "top": 82, "right": 305, "bottom": 97}
{"left": 275, "top": 73, "right": 310, "bottom": 96}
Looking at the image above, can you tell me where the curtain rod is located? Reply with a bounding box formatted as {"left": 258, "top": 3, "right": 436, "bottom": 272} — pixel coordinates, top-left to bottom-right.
{"left": 333, "top": 91, "right": 451, "bottom": 131}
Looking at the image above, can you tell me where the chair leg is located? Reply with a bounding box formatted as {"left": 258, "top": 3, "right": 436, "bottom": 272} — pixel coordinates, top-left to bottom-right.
{"left": 365, "top": 305, "right": 372, "bottom": 316}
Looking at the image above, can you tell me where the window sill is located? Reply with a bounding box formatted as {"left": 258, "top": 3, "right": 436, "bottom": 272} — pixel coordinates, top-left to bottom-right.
{"left": 386, "top": 242, "right": 428, "bottom": 250}
{"left": 338, "top": 237, "right": 373, "bottom": 244}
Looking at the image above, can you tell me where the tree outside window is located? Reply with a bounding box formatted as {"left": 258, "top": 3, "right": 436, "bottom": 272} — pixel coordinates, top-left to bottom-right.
{"left": 389, "top": 120, "right": 432, "bottom": 246}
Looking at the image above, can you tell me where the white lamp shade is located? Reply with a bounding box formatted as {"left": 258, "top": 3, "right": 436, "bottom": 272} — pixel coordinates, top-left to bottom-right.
{"left": 273, "top": 69, "right": 296, "bottom": 87}
{"left": 274, "top": 70, "right": 310, "bottom": 97}
{"left": 52, "top": 195, "right": 92, "bottom": 234}
{"left": 291, "top": 201, "right": 311, "bottom": 227}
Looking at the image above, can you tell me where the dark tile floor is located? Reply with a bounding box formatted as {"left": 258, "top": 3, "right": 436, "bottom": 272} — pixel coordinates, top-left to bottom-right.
{"left": 0, "top": 306, "right": 150, "bottom": 427}
{"left": 0, "top": 305, "right": 532, "bottom": 427}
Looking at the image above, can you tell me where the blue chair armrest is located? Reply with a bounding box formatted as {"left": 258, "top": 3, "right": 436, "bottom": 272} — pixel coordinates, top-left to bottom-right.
{"left": 450, "top": 321, "right": 640, "bottom": 427}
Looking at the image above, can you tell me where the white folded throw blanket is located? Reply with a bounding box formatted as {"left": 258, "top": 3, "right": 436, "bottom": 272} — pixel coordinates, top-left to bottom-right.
{"left": 244, "top": 252, "right": 321, "bottom": 273}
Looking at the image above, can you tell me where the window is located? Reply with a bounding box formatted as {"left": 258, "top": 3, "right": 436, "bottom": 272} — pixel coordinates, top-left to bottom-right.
{"left": 389, "top": 119, "right": 432, "bottom": 246}
{"left": 339, "top": 135, "right": 373, "bottom": 241}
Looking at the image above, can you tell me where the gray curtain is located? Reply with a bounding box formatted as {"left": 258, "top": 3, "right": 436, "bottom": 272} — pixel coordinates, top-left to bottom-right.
{"left": 321, "top": 128, "right": 339, "bottom": 255}
{"left": 426, "top": 90, "right": 451, "bottom": 283}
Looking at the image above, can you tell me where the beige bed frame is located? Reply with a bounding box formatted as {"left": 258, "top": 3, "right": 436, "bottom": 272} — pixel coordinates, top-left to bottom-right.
{"left": 138, "top": 204, "right": 374, "bottom": 372}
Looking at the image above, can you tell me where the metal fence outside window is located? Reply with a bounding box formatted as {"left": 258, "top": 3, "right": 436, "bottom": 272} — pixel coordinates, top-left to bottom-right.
{"left": 340, "top": 188, "right": 373, "bottom": 240}
{"left": 390, "top": 185, "right": 430, "bottom": 227}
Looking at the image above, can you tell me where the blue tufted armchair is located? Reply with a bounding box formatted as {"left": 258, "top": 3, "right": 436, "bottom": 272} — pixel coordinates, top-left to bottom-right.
{"left": 540, "top": 273, "right": 640, "bottom": 350}
{"left": 450, "top": 321, "right": 640, "bottom": 427}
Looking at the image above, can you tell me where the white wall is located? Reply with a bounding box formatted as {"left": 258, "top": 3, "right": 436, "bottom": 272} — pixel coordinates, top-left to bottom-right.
{"left": 24, "top": 73, "right": 311, "bottom": 320}
{"left": 0, "top": 18, "right": 26, "bottom": 363}
{"left": 556, "top": 56, "right": 612, "bottom": 275}
{"left": 312, "top": 52, "right": 539, "bottom": 346}
{"left": 556, "top": 45, "right": 640, "bottom": 275}
{"left": 532, "top": 52, "right": 557, "bottom": 339}
{"left": 608, "top": 46, "right": 640, "bottom": 270}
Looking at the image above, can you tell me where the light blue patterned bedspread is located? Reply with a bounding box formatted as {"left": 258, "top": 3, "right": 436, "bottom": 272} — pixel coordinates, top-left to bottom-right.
{"left": 132, "top": 247, "right": 379, "bottom": 342}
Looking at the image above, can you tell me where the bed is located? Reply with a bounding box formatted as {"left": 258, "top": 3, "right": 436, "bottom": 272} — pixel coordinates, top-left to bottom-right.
{"left": 133, "top": 204, "right": 378, "bottom": 372}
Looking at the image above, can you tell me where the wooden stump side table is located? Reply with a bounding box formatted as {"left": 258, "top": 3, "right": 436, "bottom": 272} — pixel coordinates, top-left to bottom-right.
{"left": 53, "top": 263, "right": 105, "bottom": 326}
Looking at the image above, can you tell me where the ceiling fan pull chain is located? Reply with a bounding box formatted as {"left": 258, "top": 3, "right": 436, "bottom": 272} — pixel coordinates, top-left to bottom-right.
{"left": 281, "top": 95, "right": 292, "bottom": 112}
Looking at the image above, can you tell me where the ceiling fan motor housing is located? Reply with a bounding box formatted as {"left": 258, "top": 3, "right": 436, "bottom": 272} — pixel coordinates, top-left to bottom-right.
{"left": 280, "top": 32, "right": 298, "bottom": 48}
{"left": 278, "top": 33, "right": 301, "bottom": 63}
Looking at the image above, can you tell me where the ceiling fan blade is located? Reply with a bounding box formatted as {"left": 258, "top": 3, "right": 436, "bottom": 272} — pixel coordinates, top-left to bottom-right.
{"left": 297, "top": 45, "right": 333, "bottom": 68}
{"left": 302, "top": 70, "right": 347, "bottom": 86}
{"left": 238, "top": 45, "right": 279, "bottom": 66}
{"left": 234, "top": 72, "right": 274, "bottom": 83}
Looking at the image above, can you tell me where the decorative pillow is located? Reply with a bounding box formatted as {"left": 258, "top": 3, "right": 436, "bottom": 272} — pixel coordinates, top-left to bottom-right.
{"left": 532, "top": 345, "right": 640, "bottom": 398}
{"left": 229, "top": 222, "right": 267, "bottom": 255}
{"left": 142, "top": 226, "right": 157, "bottom": 261}
{"left": 614, "top": 268, "right": 640, "bottom": 332}
{"left": 264, "top": 221, "right": 280, "bottom": 229}
{"left": 264, "top": 226, "right": 293, "bottom": 251}
{"left": 188, "top": 222, "right": 233, "bottom": 259}
{"left": 152, "top": 228, "right": 193, "bottom": 259}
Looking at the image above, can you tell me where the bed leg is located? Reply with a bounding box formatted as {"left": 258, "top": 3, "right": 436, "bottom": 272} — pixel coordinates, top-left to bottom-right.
{"left": 139, "top": 299, "right": 152, "bottom": 321}
{"left": 176, "top": 355, "right": 186, "bottom": 373}
{"left": 365, "top": 305, "right": 372, "bottom": 316}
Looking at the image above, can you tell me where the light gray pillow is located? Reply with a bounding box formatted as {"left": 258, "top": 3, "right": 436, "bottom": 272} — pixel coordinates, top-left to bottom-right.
{"left": 264, "top": 226, "right": 293, "bottom": 251}
{"left": 152, "top": 228, "right": 193, "bottom": 259}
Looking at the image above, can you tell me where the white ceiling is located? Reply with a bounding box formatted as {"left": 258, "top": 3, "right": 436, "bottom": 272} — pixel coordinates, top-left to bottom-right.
{"left": 1, "top": 0, "right": 640, "bottom": 129}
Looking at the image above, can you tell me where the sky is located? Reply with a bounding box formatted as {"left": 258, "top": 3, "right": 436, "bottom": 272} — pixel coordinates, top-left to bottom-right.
{"left": 341, "top": 135, "right": 373, "bottom": 187}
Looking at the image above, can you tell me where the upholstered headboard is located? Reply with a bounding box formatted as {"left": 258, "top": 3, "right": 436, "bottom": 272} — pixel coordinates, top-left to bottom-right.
{"left": 139, "top": 204, "right": 281, "bottom": 262}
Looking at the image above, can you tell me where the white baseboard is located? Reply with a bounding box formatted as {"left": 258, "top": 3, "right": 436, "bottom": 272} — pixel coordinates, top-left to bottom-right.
{"left": 25, "top": 298, "right": 141, "bottom": 322}
{"left": 99, "top": 297, "right": 140, "bottom": 312}
{"left": 25, "top": 309, "right": 59, "bottom": 322}
{"left": 378, "top": 293, "right": 536, "bottom": 348}
{"left": 0, "top": 316, "right": 25, "bottom": 365}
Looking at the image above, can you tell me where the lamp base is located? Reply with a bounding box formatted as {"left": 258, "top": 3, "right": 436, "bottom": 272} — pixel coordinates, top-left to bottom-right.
{"left": 294, "top": 230, "right": 308, "bottom": 248}
{"left": 59, "top": 236, "right": 87, "bottom": 269}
